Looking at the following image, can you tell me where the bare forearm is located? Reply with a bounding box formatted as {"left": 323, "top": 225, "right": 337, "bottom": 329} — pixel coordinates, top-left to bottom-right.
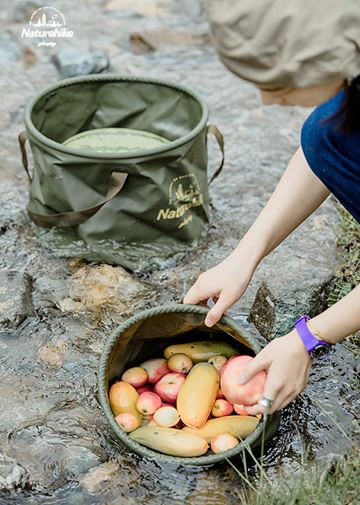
{"left": 308, "top": 284, "right": 360, "bottom": 344}
{"left": 234, "top": 147, "right": 330, "bottom": 264}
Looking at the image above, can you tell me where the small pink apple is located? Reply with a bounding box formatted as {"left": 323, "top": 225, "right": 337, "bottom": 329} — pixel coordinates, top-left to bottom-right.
{"left": 121, "top": 367, "right": 148, "bottom": 388}
{"left": 115, "top": 413, "right": 140, "bottom": 433}
{"left": 140, "top": 358, "right": 170, "bottom": 384}
{"left": 212, "top": 399, "right": 234, "bottom": 417}
{"left": 211, "top": 434, "right": 239, "bottom": 453}
{"left": 153, "top": 406, "right": 180, "bottom": 427}
{"left": 136, "top": 392, "right": 162, "bottom": 415}
{"left": 167, "top": 353, "right": 193, "bottom": 374}
{"left": 154, "top": 372, "right": 186, "bottom": 403}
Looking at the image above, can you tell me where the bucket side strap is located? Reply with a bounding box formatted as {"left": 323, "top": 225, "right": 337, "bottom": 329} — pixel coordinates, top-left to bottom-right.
{"left": 207, "top": 124, "right": 225, "bottom": 184}
{"left": 27, "top": 172, "right": 128, "bottom": 228}
{"left": 18, "top": 131, "right": 32, "bottom": 183}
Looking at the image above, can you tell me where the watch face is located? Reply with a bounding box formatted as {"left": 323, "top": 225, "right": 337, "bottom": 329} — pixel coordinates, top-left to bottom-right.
{"left": 311, "top": 344, "right": 331, "bottom": 359}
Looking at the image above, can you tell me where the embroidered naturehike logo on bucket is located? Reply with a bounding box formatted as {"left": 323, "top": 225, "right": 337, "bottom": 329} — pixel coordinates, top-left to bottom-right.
{"left": 156, "top": 174, "right": 204, "bottom": 229}
{"left": 21, "top": 6, "right": 74, "bottom": 48}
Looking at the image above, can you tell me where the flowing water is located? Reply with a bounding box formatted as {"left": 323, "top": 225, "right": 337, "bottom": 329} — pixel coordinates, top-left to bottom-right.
{"left": 1, "top": 301, "right": 358, "bottom": 504}
{"left": 0, "top": 0, "right": 359, "bottom": 502}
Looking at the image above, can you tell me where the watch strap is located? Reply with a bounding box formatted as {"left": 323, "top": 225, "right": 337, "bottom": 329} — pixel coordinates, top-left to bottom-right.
{"left": 294, "top": 315, "right": 331, "bottom": 355}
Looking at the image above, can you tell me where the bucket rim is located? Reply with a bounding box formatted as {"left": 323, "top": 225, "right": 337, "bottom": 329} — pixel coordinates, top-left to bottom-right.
{"left": 24, "top": 74, "right": 209, "bottom": 160}
{"left": 98, "top": 303, "right": 271, "bottom": 466}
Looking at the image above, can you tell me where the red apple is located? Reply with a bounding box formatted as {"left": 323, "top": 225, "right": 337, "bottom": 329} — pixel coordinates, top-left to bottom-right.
{"left": 212, "top": 399, "right": 233, "bottom": 417}
{"left": 154, "top": 372, "right": 185, "bottom": 403}
{"left": 115, "top": 413, "right": 140, "bottom": 433}
{"left": 136, "top": 392, "right": 162, "bottom": 415}
{"left": 140, "top": 358, "right": 170, "bottom": 384}
{"left": 220, "top": 355, "right": 266, "bottom": 405}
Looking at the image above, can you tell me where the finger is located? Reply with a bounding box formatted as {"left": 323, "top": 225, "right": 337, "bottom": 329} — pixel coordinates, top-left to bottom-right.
{"left": 245, "top": 388, "right": 286, "bottom": 416}
{"left": 278, "top": 393, "right": 296, "bottom": 411}
{"left": 238, "top": 352, "right": 269, "bottom": 384}
{"left": 204, "top": 291, "right": 233, "bottom": 327}
{"left": 183, "top": 280, "right": 215, "bottom": 305}
{"left": 262, "top": 366, "right": 287, "bottom": 414}
{"left": 245, "top": 364, "right": 285, "bottom": 415}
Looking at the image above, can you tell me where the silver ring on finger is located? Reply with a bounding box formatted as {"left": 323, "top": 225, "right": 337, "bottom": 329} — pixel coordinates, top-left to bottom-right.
{"left": 260, "top": 396, "right": 274, "bottom": 409}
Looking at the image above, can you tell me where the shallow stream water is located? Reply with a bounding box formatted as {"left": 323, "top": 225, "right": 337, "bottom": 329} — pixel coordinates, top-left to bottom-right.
{"left": 0, "top": 0, "right": 359, "bottom": 502}
{"left": 1, "top": 308, "right": 358, "bottom": 504}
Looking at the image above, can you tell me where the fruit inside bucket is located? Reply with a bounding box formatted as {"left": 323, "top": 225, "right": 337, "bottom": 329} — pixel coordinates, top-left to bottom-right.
{"left": 98, "top": 305, "right": 280, "bottom": 465}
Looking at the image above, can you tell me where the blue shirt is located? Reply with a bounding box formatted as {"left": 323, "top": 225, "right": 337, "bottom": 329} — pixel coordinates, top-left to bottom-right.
{"left": 301, "top": 90, "right": 360, "bottom": 223}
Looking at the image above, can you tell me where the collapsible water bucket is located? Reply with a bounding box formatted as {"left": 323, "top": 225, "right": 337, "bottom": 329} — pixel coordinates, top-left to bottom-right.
{"left": 98, "top": 304, "right": 280, "bottom": 466}
{"left": 19, "top": 75, "right": 224, "bottom": 270}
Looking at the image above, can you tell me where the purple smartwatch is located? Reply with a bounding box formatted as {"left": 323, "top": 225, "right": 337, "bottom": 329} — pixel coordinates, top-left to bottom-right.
{"left": 294, "top": 315, "right": 331, "bottom": 355}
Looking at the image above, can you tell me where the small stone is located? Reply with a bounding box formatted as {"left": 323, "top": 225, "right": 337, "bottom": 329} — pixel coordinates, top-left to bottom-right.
{"left": 57, "top": 264, "right": 144, "bottom": 319}
{"left": 0, "top": 452, "right": 30, "bottom": 492}
{"left": 52, "top": 47, "right": 109, "bottom": 78}
{"left": 79, "top": 462, "right": 119, "bottom": 494}
{"left": 37, "top": 344, "right": 63, "bottom": 367}
{"left": 0, "top": 270, "right": 34, "bottom": 329}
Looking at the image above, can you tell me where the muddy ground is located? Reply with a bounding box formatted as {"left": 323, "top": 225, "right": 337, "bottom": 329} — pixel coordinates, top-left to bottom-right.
{"left": 0, "top": 1, "right": 359, "bottom": 504}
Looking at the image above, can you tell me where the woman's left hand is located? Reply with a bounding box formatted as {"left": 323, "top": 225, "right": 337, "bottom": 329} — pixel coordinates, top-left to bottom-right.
{"left": 239, "top": 330, "right": 312, "bottom": 415}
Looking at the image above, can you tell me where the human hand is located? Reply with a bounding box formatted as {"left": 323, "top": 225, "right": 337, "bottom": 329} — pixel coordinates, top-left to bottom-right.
{"left": 183, "top": 250, "right": 256, "bottom": 327}
{"left": 239, "top": 331, "right": 312, "bottom": 415}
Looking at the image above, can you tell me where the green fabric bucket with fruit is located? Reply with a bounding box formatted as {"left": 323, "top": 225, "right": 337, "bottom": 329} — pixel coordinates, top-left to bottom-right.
{"left": 98, "top": 304, "right": 279, "bottom": 466}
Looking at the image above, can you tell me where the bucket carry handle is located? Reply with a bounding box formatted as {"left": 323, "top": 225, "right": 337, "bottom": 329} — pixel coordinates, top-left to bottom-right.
{"left": 27, "top": 171, "right": 128, "bottom": 228}
{"left": 18, "top": 131, "right": 128, "bottom": 228}
{"left": 207, "top": 124, "right": 225, "bottom": 184}
{"left": 18, "top": 131, "right": 33, "bottom": 183}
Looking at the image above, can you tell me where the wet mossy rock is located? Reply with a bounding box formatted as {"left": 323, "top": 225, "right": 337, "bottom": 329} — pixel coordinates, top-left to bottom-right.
{"left": 98, "top": 304, "right": 280, "bottom": 465}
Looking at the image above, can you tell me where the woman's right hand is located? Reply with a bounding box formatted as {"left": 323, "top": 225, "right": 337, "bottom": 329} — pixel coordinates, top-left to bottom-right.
{"left": 184, "top": 148, "right": 332, "bottom": 328}
{"left": 183, "top": 248, "right": 256, "bottom": 327}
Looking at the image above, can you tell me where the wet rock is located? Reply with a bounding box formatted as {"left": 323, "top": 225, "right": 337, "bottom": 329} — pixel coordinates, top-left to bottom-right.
{"left": 79, "top": 461, "right": 119, "bottom": 494}
{"left": 37, "top": 343, "right": 65, "bottom": 367}
{"left": 0, "top": 270, "right": 35, "bottom": 328}
{"left": 249, "top": 278, "right": 333, "bottom": 339}
{"left": 52, "top": 47, "right": 109, "bottom": 78}
{"left": 0, "top": 452, "right": 30, "bottom": 493}
{"left": 57, "top": 264, "right": 146, "bottom": 322}
{"left": 0, "top": 0, "right": 358, "bottom": 503}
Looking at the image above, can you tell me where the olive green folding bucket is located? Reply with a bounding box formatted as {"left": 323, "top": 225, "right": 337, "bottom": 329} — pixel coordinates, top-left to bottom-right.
{"left": 98, "top": 304, "right": 280, "bottom": 466}
{"left": 19, "top": 74, "right": 225, "bottom": 271}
